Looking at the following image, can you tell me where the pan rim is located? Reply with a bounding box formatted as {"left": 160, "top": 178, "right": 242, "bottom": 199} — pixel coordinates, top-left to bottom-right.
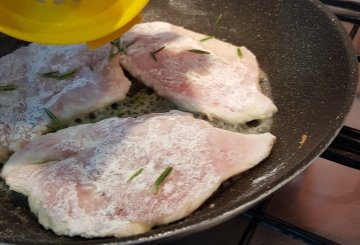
{"left": 0, "top": 0, "right": 358, "bottom": 244}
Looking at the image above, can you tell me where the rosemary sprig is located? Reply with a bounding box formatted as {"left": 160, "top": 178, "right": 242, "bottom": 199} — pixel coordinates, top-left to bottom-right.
{"left": 110, "top": 40, "right": 121, "bottom": 50}
{"left": 44, "top": 108, "right": 65, "bottom": 131}
{"left": 152, "top": 166, "right": 173, "bottom": 194}
{"left": 0, "top": 84, "right": 17, "bottom": 91}
{"left": 127, "top": 168, "right": 144, "bottom": 183}
{"left": 110, "top": 40, "right": 120, "bottom": 58}
{"left": 110, "top": 39, "right": 137, "bottom": 57}
{"left": 200, "top": 36, "right": 214, "bottom": 42}
{"left": 188, "top": 49, "right": 210, "bottom": 55}
{"left": 237, "top": 47, "right": 243, "bottom": 59}
{"left": 150, "top": 46, "right": 166, "bottom": 61}
{"left": 41, "top": 68, "right": 78, "bottom": 80}
{"left": 122, "top": 40, "right": 137, "bottom": 55}
{"left": 58, "top": 69, "right": 78, "bottom": 80}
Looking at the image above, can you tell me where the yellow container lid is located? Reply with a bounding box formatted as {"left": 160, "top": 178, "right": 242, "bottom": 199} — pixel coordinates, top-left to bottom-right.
{"left": 0, "top": 0, "right": 149, "bottom": 48}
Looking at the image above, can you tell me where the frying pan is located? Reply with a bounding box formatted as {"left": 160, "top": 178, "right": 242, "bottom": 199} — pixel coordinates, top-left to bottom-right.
{"left": 0, "top": 0, "right": 358, "bottom": 244}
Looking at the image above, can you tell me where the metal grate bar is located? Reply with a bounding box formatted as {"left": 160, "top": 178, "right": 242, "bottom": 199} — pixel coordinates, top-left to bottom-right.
{"left": 321, "top": 126, "right": 360, "bottom": 170}
{"left": 349, "top": 23, "right": 359, "bottom": 39}
{"left": 336, "top": 14, "right": 360, "bottom": 24}
{"left": 242, "top": 210, "right": 341, "bottom": 245}
{"left": 238, "top": 200, "right": 272, "bottom": 245}
{"left": 320, "top": 0, "right": 360, "bottom": 24}
{"left": 320, "top": 0, "right": 360, "bottom": 11}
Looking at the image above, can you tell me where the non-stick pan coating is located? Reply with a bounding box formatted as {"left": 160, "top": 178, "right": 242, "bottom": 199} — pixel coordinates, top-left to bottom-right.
{"left": 0, "top": 0, "right": 358, "bottom": 244}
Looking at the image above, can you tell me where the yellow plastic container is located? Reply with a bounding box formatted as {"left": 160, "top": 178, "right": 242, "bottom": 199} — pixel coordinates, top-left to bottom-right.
{"left": 0, "top": 0, "right": 149, "bottom": 48}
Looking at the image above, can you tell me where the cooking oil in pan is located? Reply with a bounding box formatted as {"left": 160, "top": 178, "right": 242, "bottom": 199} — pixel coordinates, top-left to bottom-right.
{"left": 71, "top": 69, "right": 274, "bottom": 135}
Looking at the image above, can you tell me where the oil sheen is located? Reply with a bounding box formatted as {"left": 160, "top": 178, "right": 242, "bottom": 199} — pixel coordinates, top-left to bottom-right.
{"left": 71, "top": 69, "right": 275, "bottom": 135}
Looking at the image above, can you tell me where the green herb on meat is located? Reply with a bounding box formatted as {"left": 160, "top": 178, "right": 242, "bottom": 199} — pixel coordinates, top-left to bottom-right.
{"left": 41, "top": 68, "right": 78, "bottom": 80}
{"left": 237, "top": 47, "right": 243, "bottom": 59}
{"left": 110, "top": 40, "right": 121, "bottom": 50}
{"left": 0, "top": 84, "right": 17, "bottom": 91}
{"left": 152, "top": 166, "right": 173, "bottom": 194}
{"left": 200, "top": 36, "right": 214, "bottom": 42}
{"left": 44, "top": 108, "right": 65, "bottom": 131}
{"left": 150, "top": 46, "right": 166, "bottom": 61}
{"left": 121, "top": 40, "right": 137, "bottom": 55}
{"left": 188, "top": 49, "right": 210, "bottom": 55}
{"left": 127, "top": 168, "right": 144, "bottom": 183}
{"left": 110, "top": 39, "right": 137, "bottom": 57}
{"left": 110, "top": 40, "right": 120, "bottom": 58}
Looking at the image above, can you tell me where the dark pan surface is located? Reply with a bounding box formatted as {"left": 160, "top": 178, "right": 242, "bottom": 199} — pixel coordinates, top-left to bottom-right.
{"left": 0, "top": 0, "right": 358, "bottom": 244}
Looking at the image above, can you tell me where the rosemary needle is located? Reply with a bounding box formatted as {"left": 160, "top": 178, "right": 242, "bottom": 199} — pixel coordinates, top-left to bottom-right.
{"left": 152, "top": 166, "right": 173, "bottom": 194}
{"left": 41, "top": 68, "right": 78, "bottom": 80}
{"left": 237, "top": 47, "right": 243, "bottom": 58}
{"left": 110, "top": 39, "right": 137, "bottom": 57}
{"left": 44, "top": 108, "right": 65, "bottom": 131}
{"left": 122, "top": 40, "right": 137, "bottom": 55}
{"left": 0, "top": 84, "right": 17, "bottom": 91}
{"left": 200, "top": 36, "right": 214, "bottom": 42}
{"left": 150, "top": 46, "right": 166, "bottom": 61}
{"left": 188, "top": 49, "right": 211, "bottom": 55}
{"left": 127, "top": 168, "right": 144, "bottom": 183}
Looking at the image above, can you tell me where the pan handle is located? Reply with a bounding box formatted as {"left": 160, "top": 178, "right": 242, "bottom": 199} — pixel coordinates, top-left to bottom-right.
{"left": 320, "top": 126, "right": 360, "bottom": 170}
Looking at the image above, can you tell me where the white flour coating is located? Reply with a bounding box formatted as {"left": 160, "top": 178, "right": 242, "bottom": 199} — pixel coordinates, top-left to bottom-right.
{"left": 0, "top": 43, "right": 131, "bottom": 160}
{"left": 2, "top": 111, "right": 276, "bottom": 238}
{"left": 119, "top": 22, "right": 277, "bottom": 124}
{"left": 252, "top": 163, "right": 286, "bottom": 185}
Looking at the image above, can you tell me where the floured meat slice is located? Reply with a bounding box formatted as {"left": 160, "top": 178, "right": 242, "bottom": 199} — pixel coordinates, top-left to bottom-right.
{"left": 118, "top": 21, "right": 277, "bottom": 124}
{"left": 1, "top": 111, "right": 275, "bottom": 238}
{"left": 0, "top": 44, "right": 130, "bottom": 161}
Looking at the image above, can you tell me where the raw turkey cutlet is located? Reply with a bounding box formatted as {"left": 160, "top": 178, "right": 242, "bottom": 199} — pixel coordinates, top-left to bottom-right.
{"left": 1, "top": 111, "right": 275, "bottom": 238}
{"left": 0, "top": 44, "right": 131, "bottom": 161}
{"left": 118, "top": 22, "right": 277, "bottom": 123}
